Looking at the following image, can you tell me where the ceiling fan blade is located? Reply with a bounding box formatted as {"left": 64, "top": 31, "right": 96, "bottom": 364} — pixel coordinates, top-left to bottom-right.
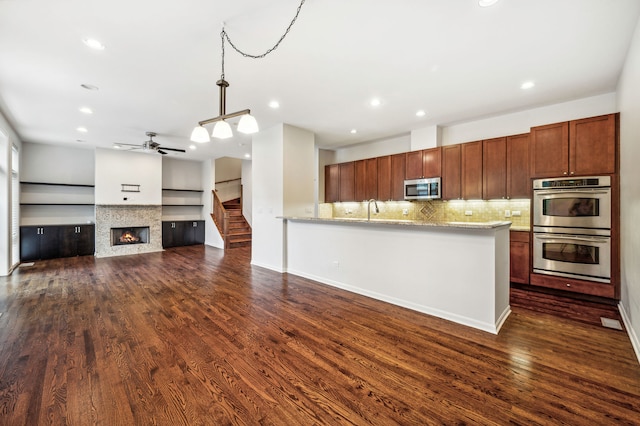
{"left": 158, "top": 150, "right": 168, "bottom": 155}
{"left": 116, "top": 143, "right": 142, "bottom": 147}
{"left": 159, "top": 147, "right": 186, "bottom": 153}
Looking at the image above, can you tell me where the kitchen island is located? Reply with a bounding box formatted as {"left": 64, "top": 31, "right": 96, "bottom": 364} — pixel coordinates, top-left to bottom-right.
{"left": 281, "top": 217, "right": 512, "bottom": 334}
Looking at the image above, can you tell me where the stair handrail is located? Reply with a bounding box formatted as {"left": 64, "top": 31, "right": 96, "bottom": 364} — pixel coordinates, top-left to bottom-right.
{"left": 211, "top": 190, "right": 229, "bottom": 239}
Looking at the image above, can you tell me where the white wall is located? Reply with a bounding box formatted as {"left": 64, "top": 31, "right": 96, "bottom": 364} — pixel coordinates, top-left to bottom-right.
{"left": 95, "top": 148, "right": 161, "bottom": 205}
{"left": 252, "top": 124, "right": 285, "bottom": 270}
{"left": 617, "top": 14, "right": 640, "bottom": 360}
{"left": 333, "top": 134, "right": 411, "bottom": 163}
{"left": 242, "top": 159, "right": 252, "bottom": 227}
{"left": 0, "top": 127, "right": 9, "bottom": 275}
{"left": 215, "top": 157, "right": 242, "bottom": 182}
{"left": 283, "top": 125, "right": 315, "bottom": 217}
{"left": 203, "top": 158, "right": 224, "bottom": 249}
{"left": 162, "top": 157, "right": 203, "bottom": 189}
{"left": 21, "top": 142, "right": 94, "bottom": 184}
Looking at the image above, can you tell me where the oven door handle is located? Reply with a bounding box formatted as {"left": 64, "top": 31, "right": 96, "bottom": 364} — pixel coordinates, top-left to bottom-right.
{"left": 535, "top": 234, "right": 610, "bottom": 243}
{"left": 534, "top": 189, "right": 609, "bottom": 196}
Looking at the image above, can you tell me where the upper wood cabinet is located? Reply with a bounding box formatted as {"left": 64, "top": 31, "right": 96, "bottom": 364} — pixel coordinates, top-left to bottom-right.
{"left": 377, "top": 156, "right": 391, "bottom": 201}
{"left": 405, "top": 147, "right": 442, "bottom": 180}
{"left": 483, "top": 137, "right": 507, "bottom": 200}
{"left": 483, "top": 133, "right": 530, "bottom": 200}
{"left": 354, "top": 160, "right": 366, "bottom": 201}
{"left": 339, "top": 162, "right": 355, "bottom": 202}
{"left": 442, "top": 145, "right": 461, "bottom": 200}
{"left": 462, "top": 141, "right": 483, "bottom": 200}
{"left": 324, "top": 164, "right": 340, "bottom": 203}
{"left": 506, "top": 133, "right": 530, "bottom": 199}
{"left": 530, "top": 113, "right": 617, "bottom": 178}
{"left": 391, "top": 153, "right": 406, "bottom": 201}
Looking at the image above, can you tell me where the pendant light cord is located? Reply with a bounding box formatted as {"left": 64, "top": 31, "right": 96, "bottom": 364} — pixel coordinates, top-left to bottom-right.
{"left": 220, "top": 0, "right": 306, "bottom": 79}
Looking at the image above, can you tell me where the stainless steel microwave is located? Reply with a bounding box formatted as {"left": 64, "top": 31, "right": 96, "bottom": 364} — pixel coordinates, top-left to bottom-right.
{"left": 404, "top": 177, "right": 441, "bottom": 200}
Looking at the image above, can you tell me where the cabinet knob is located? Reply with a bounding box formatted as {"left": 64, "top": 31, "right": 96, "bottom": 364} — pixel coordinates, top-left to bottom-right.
{"left": 563, "top": 171, "right": 568, "bottom": 175}
{"left": 570, "top": 171, "right": 574, "bottom": 175}
{"left": 566, "top": 283, "right": 571, "bottom": 287}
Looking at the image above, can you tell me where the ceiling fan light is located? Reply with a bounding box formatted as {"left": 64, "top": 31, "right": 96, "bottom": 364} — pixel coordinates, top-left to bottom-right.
{"left": 212, "top": 120, "right": 233, "bottom": 139}
{"left": 190, "top": 125, "right": 210, "bottom": 143}
{"left": 237, "top": 114, "right": 259, "bottom": 134}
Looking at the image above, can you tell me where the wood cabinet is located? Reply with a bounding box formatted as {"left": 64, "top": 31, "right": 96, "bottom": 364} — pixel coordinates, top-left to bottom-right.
{"left": 510, "top": 231, "right": 530, "bottom": 284}
{"left": 483, "top": 137, "right": 507, "bottom": 200}
{"left": 365, "top": 158, "right": 378, "bottom": 200}
{"left": 483, "top": 134, "right": 530, "bottom": 200}
{"left": 506, "top": 133, "right": 530, "bottom": 199}
{"left": 59, "top": 225, "right": 95, "bottom": 258}
{"left": 530, "top": 113, "right": 617, "bottom": 178}
{"left": 377, "top": 156, "right": 391, "bottom": 201}
{"left": 405, "top": 147, "right": 442, "bottom": 180}
{"left": 20, "top": 224, "right": 95, "bottom": 261}
{"left": 442, "top": 145, "right": 461, "bottom": 200}
{"left": 325, "top": 164, "right": 340, "bottom": 203}
{"left": 339, "top": 162, "right": 355, "bottom": 202}
{"left": 391, "top": 153, "right": 406, "bottom": 201}
{"left": 462, "top": 141, "right": 483, "bottom": 200}
{"left": 163, "top": 220, "right": 205, "bottom": 248}
{"left": 354, "top": 160, "right": 366, "bottom": 201}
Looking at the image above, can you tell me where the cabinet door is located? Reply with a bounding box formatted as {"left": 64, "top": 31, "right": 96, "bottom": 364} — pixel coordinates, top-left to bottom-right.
{"left": 462, "top": 141, "right": 483, "bottom": 200}
{"left": 162, "top": 221, "right": 175, "bottom": 248}
{"left": 377, "top": 156, "right": 391, "bottom": 201}
{"left": 483, "top": 137, "right": 507, "bottom": 200}
{"left": 339, "top": 162, "right": 355, "bottom": 202}
{"left": 442, "top": 145, "right": 461, "bottom": 200}
{"left": 391, "top": 154, "right": 406, "bottom": 201}
{"left": 324, "top": 164, "right": 340, "bottom": 203}
{"left": 20, "top": 226, "right": 40, "bottom": 262}
{"left": 530, "top": 121, "right": 569, "bottom": 178}
{"left": 39, "top": 226, "right": 60, "bottom": 260}
{"left": 193, "top": 221, "right": 205, "bottom": 244}
{"left": 422, "top": 147, "right": 442, "bottom": 178}
{"left": 510, "top": 231, "right": 530, "bottom": 284}
{"left": 405, "top": 151, "right": 423, "bottom": 180}
{"left": 77, "top": 225, "right": 95, "bottom": 256}
{"left": 506, "top": 133, "right": 530, "bottom": 199}
{"left": 365, "top": 158, "right": 378, "bottom": 200}
{"left": 570, "top": 113, "right": 617, "bottom": 176}
{"left": 59, "top": 225, "right": 78, "bottom": 258}
{"left": 354, "top": 160, "right": 366, "bottom": 202}
{"left": 182, "top": 221, "right": 196, "bottom": 245}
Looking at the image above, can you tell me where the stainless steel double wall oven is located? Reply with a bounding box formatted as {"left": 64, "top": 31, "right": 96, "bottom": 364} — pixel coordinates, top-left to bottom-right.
{"left": 532, "top": 176, "right": 612, "bottom": 283}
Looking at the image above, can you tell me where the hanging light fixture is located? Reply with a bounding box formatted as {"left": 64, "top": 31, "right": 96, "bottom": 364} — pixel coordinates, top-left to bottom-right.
{"left": 190, "top": 0, "right": 306, "bottom": 143}
{"left": 190, "top": 30, "right": 258, "bottom": 143}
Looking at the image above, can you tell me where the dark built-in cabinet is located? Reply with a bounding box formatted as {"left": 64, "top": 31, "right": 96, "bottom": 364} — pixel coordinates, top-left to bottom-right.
{"left": 162, "top": 220, "right": 205, "bottom": 248}
{"left": 20, "top": 224, "right": 95, "bottom": 261}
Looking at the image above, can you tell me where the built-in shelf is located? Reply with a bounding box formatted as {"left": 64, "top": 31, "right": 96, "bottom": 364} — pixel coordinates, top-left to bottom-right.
{"left": 162, "top": 188, "right": 204, "bottom": 193}
{"left": 21, "top": 203, "right": 95, "bottom": 206}
{"left": 21, "top": 181, "right": 95, "bottom": 188}
{"left": 162, "top": 204, "right": 204, "bottom": 207}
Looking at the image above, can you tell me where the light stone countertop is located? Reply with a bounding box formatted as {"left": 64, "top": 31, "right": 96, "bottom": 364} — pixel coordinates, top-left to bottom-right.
{"left": 280, "top": 216, "right": 513, "bottom": 230}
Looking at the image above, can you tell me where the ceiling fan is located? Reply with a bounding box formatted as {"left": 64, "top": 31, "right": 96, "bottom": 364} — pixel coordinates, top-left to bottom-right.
{"left": 116, "top": 132, "right": 186, "bottom": 155}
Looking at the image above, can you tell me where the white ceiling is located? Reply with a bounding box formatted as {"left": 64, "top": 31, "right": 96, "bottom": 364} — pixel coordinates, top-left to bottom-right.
{"left": 1, "top": 0, "right": 639, "bottom": 161}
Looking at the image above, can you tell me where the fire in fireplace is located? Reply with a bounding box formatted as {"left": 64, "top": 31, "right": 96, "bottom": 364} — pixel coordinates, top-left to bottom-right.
{"left": 111, "top": 227, "right": 150, "bottom": 246}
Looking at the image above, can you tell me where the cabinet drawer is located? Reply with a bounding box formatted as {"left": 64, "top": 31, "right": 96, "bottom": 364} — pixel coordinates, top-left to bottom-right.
{"left": 510, "top": 231, "right": 530, "bottom": 243}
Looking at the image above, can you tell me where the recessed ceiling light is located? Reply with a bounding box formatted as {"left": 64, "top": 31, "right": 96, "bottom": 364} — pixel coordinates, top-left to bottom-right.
{"left": 189, "top": 145, "right": 196, "bottom": 150}
{"left": 244, "top": 153, "right": 251, "bottom": 158}
{"left": 370, "top": 98, "right": 381, "bottom": 107}
{"left": 83, "top": 38, "right": 105, "bottom": 50}
{"left": 416, "top": 110, "right": 426, "bottom": 117}
{"left": 79, "top": 107, "right": 93, "bottom": 114}
{"left": 76, "top": 127, "right": 88, "bottom": 133}
{"left": 81, "top": 84, "right": 99, "bottom": 91}
{"left": 113, "top": 144, "right": 121, "bottom": 149}
{"left": 521, "top": 81, "right": 535, "bottom": 90}
{"left": 478, "top": 0, "right": 499, "bottom": 7}
{"left": 350, "top": 129, "right": 357, "bottom": 134}
{"left": 268, "top": 100, "right": 280, "bottom": 109}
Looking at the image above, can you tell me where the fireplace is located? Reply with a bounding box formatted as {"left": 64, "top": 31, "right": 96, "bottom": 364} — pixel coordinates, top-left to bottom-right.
{"left": 111, "top": 227, "right": 150, "bottom": 246}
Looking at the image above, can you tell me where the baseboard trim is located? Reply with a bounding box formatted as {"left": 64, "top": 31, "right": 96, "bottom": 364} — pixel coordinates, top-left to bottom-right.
{"left": 618, "top": 302, "right": 640, "bottom": 365}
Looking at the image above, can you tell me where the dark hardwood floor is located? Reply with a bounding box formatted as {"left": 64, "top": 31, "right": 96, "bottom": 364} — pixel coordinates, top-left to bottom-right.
{"left": 0, "top": 245, "right": 638, "bottom": 425}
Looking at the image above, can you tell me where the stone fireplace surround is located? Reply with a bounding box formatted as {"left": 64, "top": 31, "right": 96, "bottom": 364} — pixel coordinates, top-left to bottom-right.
{"left": 95, "top": 205, "right": 163, "bottom": 258}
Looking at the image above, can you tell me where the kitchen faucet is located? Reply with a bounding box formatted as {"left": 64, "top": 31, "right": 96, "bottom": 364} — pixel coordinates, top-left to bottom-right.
{"left": 367, "top": 199, "right": 379, "bottom": 221}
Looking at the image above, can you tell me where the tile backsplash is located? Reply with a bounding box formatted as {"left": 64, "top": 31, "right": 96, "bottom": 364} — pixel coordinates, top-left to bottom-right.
{"left": 320, "top": 199, "right": 531, "bottom": 229}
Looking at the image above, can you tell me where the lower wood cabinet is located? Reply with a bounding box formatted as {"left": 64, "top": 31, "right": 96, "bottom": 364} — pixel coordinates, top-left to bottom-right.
{"left": 510, "top": 231, "right": 530, "bottom": 284}
{"left": 162, "top": 220, "right": 205, "bottom": 248}
{"left": 20, "top": 224, "right": 95, "bottom": 261}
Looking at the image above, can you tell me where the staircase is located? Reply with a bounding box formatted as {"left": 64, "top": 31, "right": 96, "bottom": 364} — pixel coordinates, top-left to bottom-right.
{"left": 222, "top": 199, "right": 252, "bottom": 248}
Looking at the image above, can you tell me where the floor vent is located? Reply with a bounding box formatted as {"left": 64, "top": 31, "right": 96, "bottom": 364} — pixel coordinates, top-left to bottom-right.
{"left": 19, "top": 262, "right": 35, "bottom": 267}
{"left": 601, "top": 317, "right": 623, "bottom": 330}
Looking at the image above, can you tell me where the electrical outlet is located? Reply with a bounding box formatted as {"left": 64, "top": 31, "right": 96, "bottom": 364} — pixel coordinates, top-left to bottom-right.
{"left": 504, "top": 210, "right": 511, "bottom": 217}
{"left": 402, "top": 209, "right": 409, "bottom": 215}
{"left": 464, "top": 210, "right": 473, "bottom": 216}
{"left": 512, "top": 210, "right": 521, "bottom": 217}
